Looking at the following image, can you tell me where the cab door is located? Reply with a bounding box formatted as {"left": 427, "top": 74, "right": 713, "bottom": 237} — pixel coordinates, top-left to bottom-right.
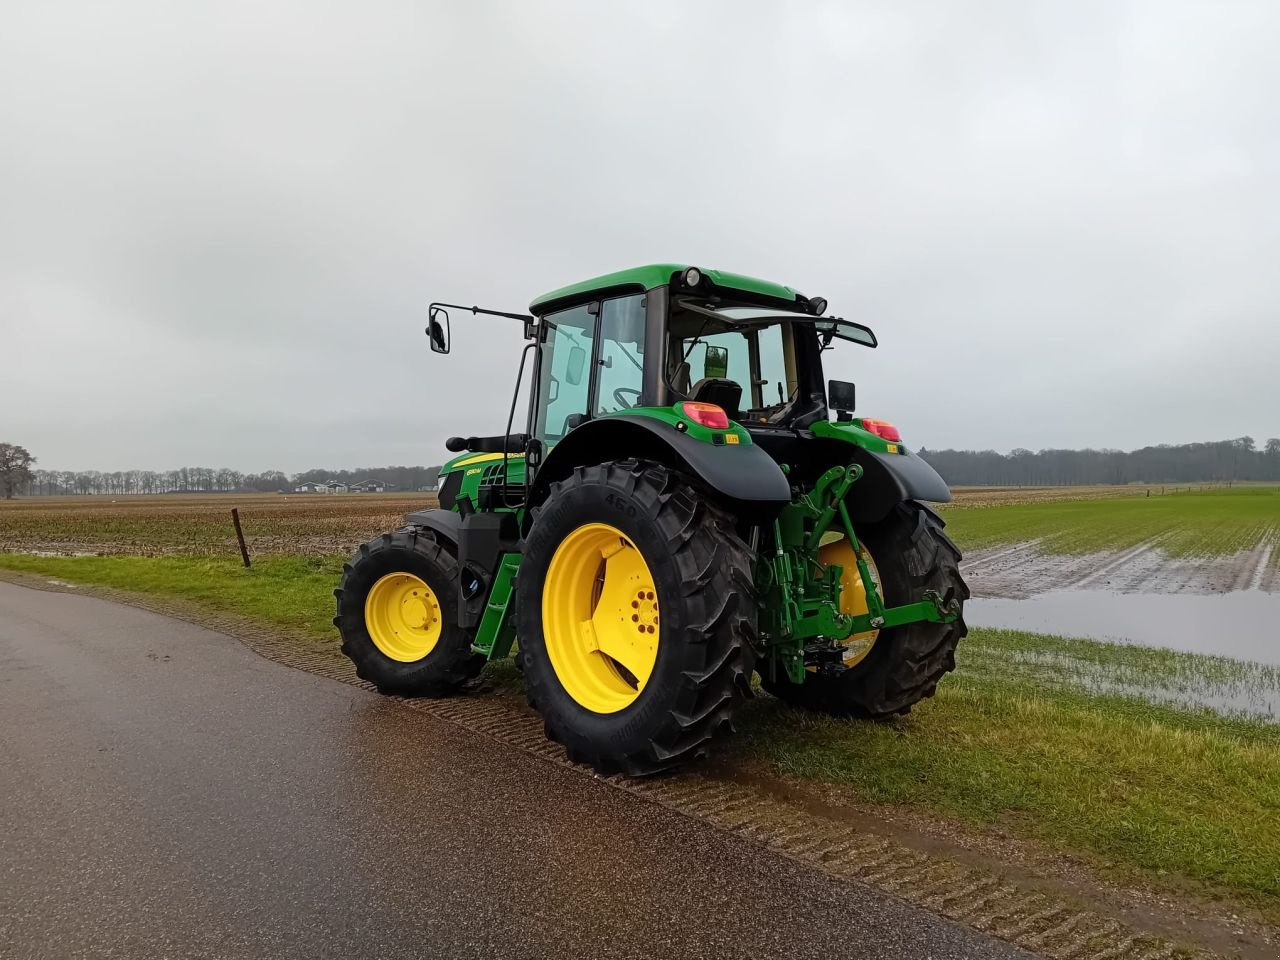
{"left": 531, "top": 303, "right": 597, "bottom": 444}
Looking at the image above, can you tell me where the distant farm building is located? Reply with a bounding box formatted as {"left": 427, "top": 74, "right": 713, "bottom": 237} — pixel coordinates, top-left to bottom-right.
{"left": 294, "top": 482, "right": 325, "bottom": 493}
{"left": 349, "top": 479, "right": 387, "bottom": 493}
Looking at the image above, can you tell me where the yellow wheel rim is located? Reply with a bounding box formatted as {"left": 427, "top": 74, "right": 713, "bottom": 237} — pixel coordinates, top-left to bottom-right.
{"left": 364, "top": 572, "right": 443, "bottom": 662}
{"left": 818, "top": 538, "right": 882, "bottom": 669}
{"left": 542, "top": 522, "right": 660, "bottom": 714}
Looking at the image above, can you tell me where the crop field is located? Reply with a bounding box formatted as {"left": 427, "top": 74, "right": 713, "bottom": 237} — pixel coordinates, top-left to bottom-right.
{"left": 946, "top": 486, "right": 1280, "bottom": 597}
{"left": 942, "top": 485, "right": 1280, "bottom": 556}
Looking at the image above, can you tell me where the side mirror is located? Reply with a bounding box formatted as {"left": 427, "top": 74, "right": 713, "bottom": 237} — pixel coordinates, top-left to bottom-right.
{"left": 704, "top": 345, "right": 729, "bottom": 380}
{"left": 828, "top": 379, "right": 856, "bottom": 420}
{"left": 565, "top": 345, "right": 587, "bottom": 386}
{"left": 427, "top": 306, "right": 450, "bottom": 354}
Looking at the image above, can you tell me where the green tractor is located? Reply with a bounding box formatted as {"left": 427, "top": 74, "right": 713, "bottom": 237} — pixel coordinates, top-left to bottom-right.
{"left": 335, "top": 264, "right": 968, "bottom": 774}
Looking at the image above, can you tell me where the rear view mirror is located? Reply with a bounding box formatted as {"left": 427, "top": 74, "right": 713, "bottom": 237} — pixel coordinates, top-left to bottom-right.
{"left": 704, "top": 345, "right": 729, "bottom": 380}
{"left": 566, "top": 345, "right": 587, "bottom": 386}
{"left": 829, "top": 379, "right": 856, "bottom": 420}
{"left": 427, "top": 306, "right": 450, "bottom": 354}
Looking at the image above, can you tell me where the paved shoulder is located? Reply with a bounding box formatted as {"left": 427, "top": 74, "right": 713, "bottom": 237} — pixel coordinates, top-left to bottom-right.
{"left": 0, "top": 581, "right": 1031, "bottom": 960}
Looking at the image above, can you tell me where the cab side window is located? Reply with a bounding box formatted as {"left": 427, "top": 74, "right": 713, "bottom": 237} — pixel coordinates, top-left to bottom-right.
{"left": 535, "top": 304, "right": 596, "bottom": 443}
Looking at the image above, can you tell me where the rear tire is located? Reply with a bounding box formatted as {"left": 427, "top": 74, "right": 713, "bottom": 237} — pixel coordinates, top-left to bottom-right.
{"left": 764, "top": 500, "right": 968, "bottom": 718}
{"left": 517, "top": 460, "right": 757, "bottom": 775}
{"left": 334, "top": 528, "right": 485, "bottom": 696}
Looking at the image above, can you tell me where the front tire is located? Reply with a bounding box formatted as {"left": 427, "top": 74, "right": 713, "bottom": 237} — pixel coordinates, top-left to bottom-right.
{"left": 764, "top": 500, "right": 968, "bottom": 718}
{"left": 517, "top": 460, "right": 757, "bottom": 775}
{"left": 334, "top": 528, "right": 484, "bottom": 696}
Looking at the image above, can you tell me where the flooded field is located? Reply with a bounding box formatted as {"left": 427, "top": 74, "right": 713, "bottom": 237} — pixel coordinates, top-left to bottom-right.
{"left": 968, "top": 587, "right": 1280, "bottom": 667}
{"left": 949, "top": 488, "right": 1280, "bottom": 711}
{"left": 962, "top": 533, "right": 1280, "bottom": 713}
{"left": 963, "top": 626, "right": 1280, "bottom": 720}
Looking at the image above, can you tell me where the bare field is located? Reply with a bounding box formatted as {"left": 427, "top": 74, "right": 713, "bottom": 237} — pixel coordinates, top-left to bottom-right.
{"left": 948, "top": 483, "right": 1216, "bottom": 506}
{"left": 0, "top": 492, "right": 438, "bottom": 557}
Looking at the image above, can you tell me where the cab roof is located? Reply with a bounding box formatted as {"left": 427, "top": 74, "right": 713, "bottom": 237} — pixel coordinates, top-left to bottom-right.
{"left": 529, "top": 263, "right": 803, "bottom": 315}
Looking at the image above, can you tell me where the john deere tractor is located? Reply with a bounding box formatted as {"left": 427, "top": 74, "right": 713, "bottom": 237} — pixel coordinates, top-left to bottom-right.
{"left": 335, "top": 264, "right": 968, "bottom": 774}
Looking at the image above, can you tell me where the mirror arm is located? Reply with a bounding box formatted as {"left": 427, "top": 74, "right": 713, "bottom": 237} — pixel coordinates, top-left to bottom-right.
{"left": 429, "top": 301, "right": 535, "bottom": 324}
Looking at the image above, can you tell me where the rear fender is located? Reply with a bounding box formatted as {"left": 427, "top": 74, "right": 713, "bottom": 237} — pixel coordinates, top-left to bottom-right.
{"left": 845, "top": 448, "right": 951, "bottom": 523}
{"left": 527, "top": 416, "right": 791, "bottom": 523}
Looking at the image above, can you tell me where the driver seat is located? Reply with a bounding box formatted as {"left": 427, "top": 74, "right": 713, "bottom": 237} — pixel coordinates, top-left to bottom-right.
{"left": 688, "top": 378, "right": 742, "bottom": 417}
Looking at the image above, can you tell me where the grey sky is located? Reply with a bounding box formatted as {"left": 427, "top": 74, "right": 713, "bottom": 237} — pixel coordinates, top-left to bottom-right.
{"left": 3, "top": 1, "right": 1277, "bottom": 473}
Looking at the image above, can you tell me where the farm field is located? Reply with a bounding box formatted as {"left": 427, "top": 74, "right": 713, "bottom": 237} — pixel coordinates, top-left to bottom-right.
{"left": 0, "top": 483, "right": 1243, "bottom": 559}
{"left": 0, "top": 492, "right": 437, "bottom": 557}
{"left": 948, "top": 487, "right": 1280, "bottom": 599}
{"left": 943, "top": 485, "right": 1280, "bottom": 557}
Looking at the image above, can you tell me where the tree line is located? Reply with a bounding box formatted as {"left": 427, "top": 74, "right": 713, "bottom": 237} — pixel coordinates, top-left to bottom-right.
{"left": 13, "top": 464, "right": 442, "bottom": 497}
{"left": 918, "top": 437, "right": 1280, "bottom": 487}
{"left": 6, "top": 436, "right": 1280, "bottom": 498}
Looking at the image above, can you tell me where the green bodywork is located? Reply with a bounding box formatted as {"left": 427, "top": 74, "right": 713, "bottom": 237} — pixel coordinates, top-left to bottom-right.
{"left": 530, "top": 263, "right": 803, "bottom": 313}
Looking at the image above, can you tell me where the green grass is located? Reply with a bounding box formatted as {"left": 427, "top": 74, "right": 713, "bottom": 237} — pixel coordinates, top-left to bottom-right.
{"left": 0, "top": 553, "right": 343, "bottom": 639}
{"left": 2, "top": 551, "right": 1278, "bottom": 916}
{"left": 731, "top": 630, "right": 1280, "bottom": 911}
{"left": 942, "top": 486, "right": 1280, "bottom": 555}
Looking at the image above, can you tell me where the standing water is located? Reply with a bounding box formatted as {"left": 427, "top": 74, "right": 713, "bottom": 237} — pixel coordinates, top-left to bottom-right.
{"left": 966, "top": 589, "right": 1280, "bottom": 667}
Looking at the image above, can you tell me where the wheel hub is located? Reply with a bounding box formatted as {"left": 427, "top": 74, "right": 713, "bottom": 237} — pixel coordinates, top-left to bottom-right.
{"left": 365, "top": 572, "right": 442, "bottom": 662}
{"left": 542, "top": 523, "right": 661, "bottom": 714}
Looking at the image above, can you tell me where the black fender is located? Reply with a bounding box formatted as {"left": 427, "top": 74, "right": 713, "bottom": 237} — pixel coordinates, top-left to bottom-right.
{"left": 528, "top": 416, "right": 791, "bottom": 521}
{"left": 845, "top": 447, "right": 951, "bottom": 523}
{"left": 404, "top": 508, "right": 462, "bottom": 543}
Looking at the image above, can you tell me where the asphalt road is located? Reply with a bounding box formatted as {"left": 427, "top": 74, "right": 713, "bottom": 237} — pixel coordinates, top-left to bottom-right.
{"left": 0, "top": 581, "right": 1032, "bottom": 960}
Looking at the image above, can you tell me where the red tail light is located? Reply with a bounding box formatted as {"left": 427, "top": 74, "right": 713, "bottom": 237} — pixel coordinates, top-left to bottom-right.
{"left": 860, "top": 418, "right": 901, "bottom": 442}
{"left": 680, "top": 401, "right": 730, "bottom": 430}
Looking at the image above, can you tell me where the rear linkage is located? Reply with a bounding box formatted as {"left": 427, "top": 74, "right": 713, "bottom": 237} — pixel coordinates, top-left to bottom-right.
{"left": 759, "top": 464, "right": 962, "bottom": 684}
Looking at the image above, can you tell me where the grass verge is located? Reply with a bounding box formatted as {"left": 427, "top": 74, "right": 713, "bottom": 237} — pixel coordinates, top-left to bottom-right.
{"left": 2, "top": 551, "right": 1277, "bottom": 920}
{"left": 0, "top": 553, "right": 343, "bottom": 639}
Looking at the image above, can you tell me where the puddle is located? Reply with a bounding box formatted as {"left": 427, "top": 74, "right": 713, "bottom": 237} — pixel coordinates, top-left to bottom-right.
{"left": 968, "top": 589, "right": 1280, "bottom": 665}
{"left": 968, "top": 589, "right": 1280, "bottom": 719}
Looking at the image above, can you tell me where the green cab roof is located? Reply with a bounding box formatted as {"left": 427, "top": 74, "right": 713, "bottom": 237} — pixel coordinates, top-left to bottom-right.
{"left": 529, "top": 263, "right": 803, "bottom": 313}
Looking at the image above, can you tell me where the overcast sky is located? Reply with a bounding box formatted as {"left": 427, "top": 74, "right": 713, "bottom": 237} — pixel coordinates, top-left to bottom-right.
{"left": 2, "top": 1, "right": 1277, "bottom": 473}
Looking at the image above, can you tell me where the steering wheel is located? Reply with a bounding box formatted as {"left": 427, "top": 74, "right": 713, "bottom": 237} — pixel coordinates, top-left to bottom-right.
{"left": 612, "top": 386, "right": 642, "bottom": 409}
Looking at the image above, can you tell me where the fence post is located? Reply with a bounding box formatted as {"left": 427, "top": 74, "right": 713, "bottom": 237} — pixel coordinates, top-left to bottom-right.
{"left": 231, "top": 508, "right": 251, "bottom": 568}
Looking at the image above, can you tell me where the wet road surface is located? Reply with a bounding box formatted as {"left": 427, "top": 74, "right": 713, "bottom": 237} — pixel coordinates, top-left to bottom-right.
{"left": 0, "top": 581, "right": 1032, "bottom": 960}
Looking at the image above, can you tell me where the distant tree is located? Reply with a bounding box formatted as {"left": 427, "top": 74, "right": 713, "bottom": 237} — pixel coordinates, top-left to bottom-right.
{"left": 0, "top": 443, "right": 37, "bottom": 499}
{"left": 1267, "top": 438, "right": 1280, "bottom": 458}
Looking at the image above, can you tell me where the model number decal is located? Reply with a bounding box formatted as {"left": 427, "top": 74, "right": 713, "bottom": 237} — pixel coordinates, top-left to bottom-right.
{"left": 604, "top": 492, "right": 637, "bottom": 517}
